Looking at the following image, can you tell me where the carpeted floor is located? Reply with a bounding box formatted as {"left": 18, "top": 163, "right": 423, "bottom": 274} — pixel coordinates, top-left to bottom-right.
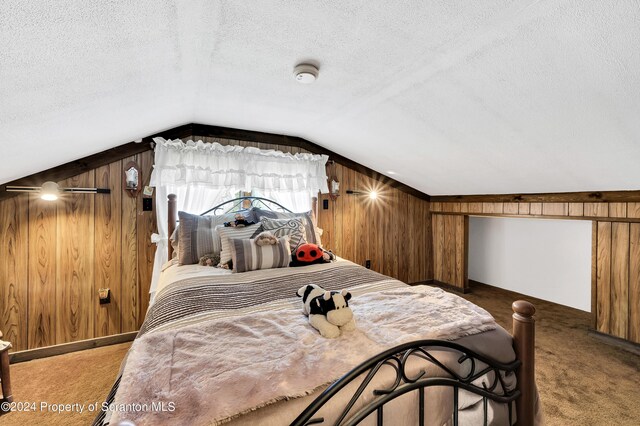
{"left": 2, "top": 284, "right": 639, "bottom": 425}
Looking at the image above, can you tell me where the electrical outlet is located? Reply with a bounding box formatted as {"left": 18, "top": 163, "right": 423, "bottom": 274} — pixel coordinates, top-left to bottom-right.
{"left": 365, "top": 260, "right": 371, "bottom": 269}
{"left": 323, "top": 199, "right": 329, "bottom": 210}
{"left": 143, "top": 197, "right": 153, "bottom": 211}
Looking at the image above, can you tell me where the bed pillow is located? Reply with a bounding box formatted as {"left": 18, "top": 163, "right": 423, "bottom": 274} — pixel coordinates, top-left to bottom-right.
{"left": 177, "top": 210, "right": 256, "bottom": 265}
{"left": 230, "top": 236, "right": 291, "bottom": 273}
{"left": 252, "top": 208, "right": 318, "bottom": 245}
{"left": 259, "top": 217, "right": 307, "bottom": 252}
{"left": 217, "top": 223, "right": 263, "bottom": 266}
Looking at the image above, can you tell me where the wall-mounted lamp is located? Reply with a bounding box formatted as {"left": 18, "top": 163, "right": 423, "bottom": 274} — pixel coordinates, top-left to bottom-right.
{"left": 5, "top": 181, "right": 111, "bottom": 201}
{"left": 327, "top": 160, "right": 340, "bottom": 200}
{"left": 346, "top": 190, "right": 378, "bottom": 200}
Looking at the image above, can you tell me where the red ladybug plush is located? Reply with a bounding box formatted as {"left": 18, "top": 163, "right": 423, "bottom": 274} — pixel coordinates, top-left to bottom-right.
{"left": 291, "top": 243, "right": 327, "bottom": 267}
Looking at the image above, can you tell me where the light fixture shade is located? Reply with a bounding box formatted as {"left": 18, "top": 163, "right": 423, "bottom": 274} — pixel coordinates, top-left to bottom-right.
{"left": 40, "top": 181, "right": 60, "bottom": 201}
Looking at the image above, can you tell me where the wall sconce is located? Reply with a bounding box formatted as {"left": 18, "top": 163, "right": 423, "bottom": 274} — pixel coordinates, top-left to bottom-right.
{"left": 346, "top": 190, "right": 378, "bottom": 200}
{"left": 123, "top": 161, "right": 141, "bottom": 197}
{"left": 5, "top": 181, "right": 111, "bottom": 201}
{"left": 327, "top": 160, "right": 340, "bottom": 201}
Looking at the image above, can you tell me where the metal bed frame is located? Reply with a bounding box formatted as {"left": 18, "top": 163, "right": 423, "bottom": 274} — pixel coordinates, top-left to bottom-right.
{"left": 199, "top": 196, "right": 294, "bottom": 216}
{"left": 166, "top": 194, "right": 537, "bottom": 426}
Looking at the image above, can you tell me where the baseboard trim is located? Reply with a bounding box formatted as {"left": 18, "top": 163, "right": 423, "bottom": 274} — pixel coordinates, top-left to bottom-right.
{"left": 9, "top": 331, "right": 138, "bottom": 364}
{"left": 588, "top": 330, "right": 640, "bottom": 356}
{"left": 412, "top": 279, "right": 470, "bottom": 294}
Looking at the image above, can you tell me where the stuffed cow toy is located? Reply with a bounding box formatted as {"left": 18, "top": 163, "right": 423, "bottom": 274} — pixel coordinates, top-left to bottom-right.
{"left": 296, "top": 284, "right": 356, "bottom": 338}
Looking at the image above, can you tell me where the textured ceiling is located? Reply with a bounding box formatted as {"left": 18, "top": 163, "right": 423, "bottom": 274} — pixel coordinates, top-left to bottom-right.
{"left": 1, "top": 1, "right": 639, "bottom": 194}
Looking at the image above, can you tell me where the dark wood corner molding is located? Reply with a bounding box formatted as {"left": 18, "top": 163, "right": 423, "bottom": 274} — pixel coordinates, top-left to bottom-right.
{"left": 1, "top": 123, "right": 429, "bottom": 202}
{"left": 432, "top": 190, "right": 640, "bottom": 203}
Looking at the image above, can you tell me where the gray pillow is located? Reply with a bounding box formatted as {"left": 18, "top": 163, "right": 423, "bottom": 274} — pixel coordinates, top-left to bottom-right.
{"left": 230, "top": 236, "right": 291, "bottom": 273}
{"left": 260, "top": 217, "right": 307, "bottom": 252}
{"left": 252, "top": 207, "right": 317, "bottom": 245}
{"left": 217, "top": 223, "right": 263, "bottom": 266}
{"left": 176, "top": 210, "right": 256, "bottom": 265}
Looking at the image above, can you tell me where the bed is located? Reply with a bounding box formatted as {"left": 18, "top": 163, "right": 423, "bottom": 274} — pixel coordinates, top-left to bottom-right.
{"left": 94, "top": 196, "right": 540, "bottom": 426}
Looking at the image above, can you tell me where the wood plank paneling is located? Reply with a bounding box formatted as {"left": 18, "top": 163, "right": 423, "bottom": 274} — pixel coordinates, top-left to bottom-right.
{"left": 436, "top": 198, "right": 640, "bottom": 344}
{"left": 530, "top": 203, "right": 542, "bottom": 215}
{"left": 351, "top": 174, "right": 366, "bottom": 267}
{"left": 596, "top": 222, "right": 612, "bottom": 334}
{"left": 628, "top": 203, "right": 640, "bottom": 219}
{"left": 341, "top": 167, "right": 355, "bottom": 262}
{"left": 28, "top": 195, "right": 57, "bottom": 349}
{"left": 397, "top": 191, "right": 409, "bottom": 283}
{"left": 468, "top": 203, "right": 483, "bottom": 214}
{"left": 591, "top": 221, "right": 597, "bottom": 328}
{"left": 121, "top": 156, "right": 139, "bottom": 333}
{"left": 503, "top": 203, "right": 519, "bottom": 215}
{"left": 542, "top": 202, "right": 568, "bottom": 216}
{"left": 518, "top": 203, "right": 530, "bottom": 215}
{"left": 482, "top": 202, "right": 503, "bottom": 214}
{"left": 610, "top": 223, "right": 629, "bottom": 339}
{"left": 0, "top": 195, "right": 28, "bottom": 351}
{"left": 585, "top": 203, "right": 608, "bottom": 218}
{"left": 56, "top": 171, "right": 95, "bottom": 343}
{"left": 94, "top": 162, "right": 122, "bottom": 337}
{"left": 609, "top": 203, "right": 627, "bottom": 218}
{"left": 137, "top": 150, "right": 156, "bottom": 327}
{"left": 432, "top": 214, "right": 467, "bottom": 290}
{"left": 433, "top": 214, "right": 444, "bottom": 282}
{"left": 0, "top": 151, "right": 159, "bottom": 351}
{"left": 569, "top": 203, "right": 584, "bottom": 217}
{"left": 443, "top": 215, "right": 455, "bottom": 284}
{"left": 454, "top": 216, "right": 467, "bottom": 288}
{"left": 629, "top": 224, "right": 640, "bottom": 343}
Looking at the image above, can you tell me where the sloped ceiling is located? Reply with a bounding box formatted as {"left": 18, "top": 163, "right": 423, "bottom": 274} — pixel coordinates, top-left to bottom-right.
{"left": 1, "top": 1, "right": 639, "bottom": 194}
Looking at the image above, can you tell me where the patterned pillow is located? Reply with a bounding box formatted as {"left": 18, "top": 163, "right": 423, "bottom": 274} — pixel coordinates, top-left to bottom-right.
{"left": 217, "top": 223, "right": 263, "bottom": 266}
{"left": 252, "top": 208, "right": 317, "bottom": 245}
{"left": 230, "top": 236, "right": 291, "bottom": 273}
{"left": 176, "top": 210, "right": 256, "bottom": 265}
{"left": 259, "top": 217, "right": 307, "bottom": 252}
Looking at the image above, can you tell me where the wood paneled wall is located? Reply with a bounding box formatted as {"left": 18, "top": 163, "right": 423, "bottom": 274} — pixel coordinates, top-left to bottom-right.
{"left": 192, "top": 134, "right": 433, "bottom": 284}
{"left": 0, "top": 151, "right": 156, "bottom": 352}
{"left": 432, "top": 214, "right": 468, "bottom": 290}
{"left": 433, "top": 199, "right": 640, "bottom": 344}
{"left": 431, "top": 201, "right": 640, "bottom": 221}
{"left": 594, "top": 221, "right": 640, "bottom": 343}
{"left": 315, "top": 165, "right": 432, "bottom": 284}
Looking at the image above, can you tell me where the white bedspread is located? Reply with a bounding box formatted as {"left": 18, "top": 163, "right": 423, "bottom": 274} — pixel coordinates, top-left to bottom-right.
{"left": 110, "top": 281, "right": 496, "bottom": 425}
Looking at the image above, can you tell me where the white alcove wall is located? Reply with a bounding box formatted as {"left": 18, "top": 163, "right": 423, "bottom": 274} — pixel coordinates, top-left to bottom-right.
{"left": 468, "top": 216, "right": 592, "bottom": 312}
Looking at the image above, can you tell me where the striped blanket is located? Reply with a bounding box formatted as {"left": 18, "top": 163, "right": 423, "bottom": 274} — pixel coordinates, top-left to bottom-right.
{"left": 96, "top": 260, "right": 497, "bottom": 425}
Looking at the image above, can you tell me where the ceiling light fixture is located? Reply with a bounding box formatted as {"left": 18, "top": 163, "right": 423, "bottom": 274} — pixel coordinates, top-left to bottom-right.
{"left": 293, "top": 63, "right": 319, "bottom": 84}
{"left": 5, "top": 181, "right": 111, "bottom": 201}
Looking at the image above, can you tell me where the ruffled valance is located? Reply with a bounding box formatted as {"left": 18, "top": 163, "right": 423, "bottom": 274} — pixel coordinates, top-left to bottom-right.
{"left": 150, "top": 138, "right": 329, "bottom": 193}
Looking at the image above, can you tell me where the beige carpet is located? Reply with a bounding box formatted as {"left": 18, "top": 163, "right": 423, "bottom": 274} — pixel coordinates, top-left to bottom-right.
{"left": 2, "top": 284, "right": 639, "bottom": 425}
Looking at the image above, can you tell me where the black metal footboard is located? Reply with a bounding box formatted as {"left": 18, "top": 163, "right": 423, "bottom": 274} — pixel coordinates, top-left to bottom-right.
{"left": 290, "top": 339, "right": 521, "bottom": 426}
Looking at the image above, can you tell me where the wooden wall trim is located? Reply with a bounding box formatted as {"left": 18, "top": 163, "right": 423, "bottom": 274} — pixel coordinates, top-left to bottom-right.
{"left": 430, "top": 211, "right": 640, "bottom": 223}
{"left": 432, "top": 191, "right": 640, "bottom": 203}
{"left": 9, "top": 331, "right": 137, "bottom": 364}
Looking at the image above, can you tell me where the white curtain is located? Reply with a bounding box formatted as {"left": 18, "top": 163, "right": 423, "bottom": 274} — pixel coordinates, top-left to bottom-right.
{"left": 148, "top": 137, "right": 329, "bottom": 300}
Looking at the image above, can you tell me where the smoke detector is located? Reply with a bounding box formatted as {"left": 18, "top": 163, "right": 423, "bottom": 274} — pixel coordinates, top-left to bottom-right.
{"left": 293, "top": 63, "right": 319, "bottom": 84}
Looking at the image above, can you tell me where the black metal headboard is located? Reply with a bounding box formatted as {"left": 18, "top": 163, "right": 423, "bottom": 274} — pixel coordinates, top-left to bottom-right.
{"left": 199, "top": 196, "right": 293, "bottom": 216}
{"left": 168, "top": 194, "right": 317, "bottom": 259}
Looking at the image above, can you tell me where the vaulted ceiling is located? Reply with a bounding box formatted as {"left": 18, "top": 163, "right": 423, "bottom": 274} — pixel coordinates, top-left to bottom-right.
{"left": 2, "top": 1, "right": 639, "bottom": 194}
